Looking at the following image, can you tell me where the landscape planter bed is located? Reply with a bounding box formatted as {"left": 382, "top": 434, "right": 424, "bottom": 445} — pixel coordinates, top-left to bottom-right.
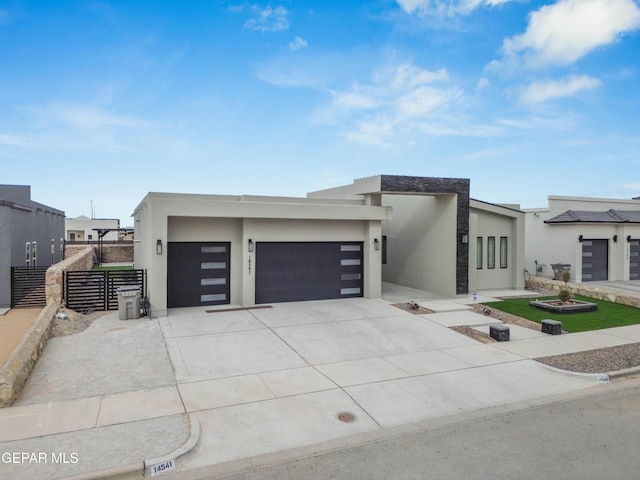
{"left": 529, "top": 299, "right": 598, "bottom": 314}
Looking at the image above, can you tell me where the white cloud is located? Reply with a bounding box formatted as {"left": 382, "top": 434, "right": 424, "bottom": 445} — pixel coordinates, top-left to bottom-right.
{"left": 316, "top": 62, "right": 470, "bottom": 146}
{"left": 396, "top": 0, "right": 516, "bottom": 17}
{"left": 245, "top": 5, "right": 290, "bottom": 32}
{"left": 520, "top": 75, "right": 601, "bottom": 103}
{"left": 502, "top": 0, "right": 640, "bottom": 68}
{"left": 25, "top": 103, "right": 153, "bottom": 130}
{"left": 289, "top": 36, "right": 307, "bottom": 50}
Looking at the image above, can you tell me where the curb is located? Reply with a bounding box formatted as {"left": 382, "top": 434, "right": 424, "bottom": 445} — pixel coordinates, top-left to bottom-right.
{"left": 608, "top": 365, "right": 640, "bottom": 380}
{"left": 144, "top": 416, "right": 201, "bottom": 477}
{"left": 60, "top": 415, "right": 201, "bottom": 480}
{"left": 538, "top": 362, "right": 640, "bottom": 383}
{"left": 538, "top": 363, "right": 612, "bottom": 383}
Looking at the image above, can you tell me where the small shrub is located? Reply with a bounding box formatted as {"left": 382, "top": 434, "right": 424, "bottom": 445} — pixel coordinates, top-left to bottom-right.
{"left": 562, "top": 270, "right": 571, "bottom": 284}
{"left": 559, "top": 289, "right": 571, "bottom": 303}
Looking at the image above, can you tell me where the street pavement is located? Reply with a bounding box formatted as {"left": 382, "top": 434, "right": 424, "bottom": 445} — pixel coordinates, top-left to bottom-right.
{"left": 1, "top": 286, "right": 639, "bottom": 479}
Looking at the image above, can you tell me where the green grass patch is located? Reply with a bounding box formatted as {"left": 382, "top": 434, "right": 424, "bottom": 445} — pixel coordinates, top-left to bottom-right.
{"left": 92, "top": 265, "right": 133, "bottom": 271}
{"left": 483, "top": 295, "right": 640, "bottom": 333}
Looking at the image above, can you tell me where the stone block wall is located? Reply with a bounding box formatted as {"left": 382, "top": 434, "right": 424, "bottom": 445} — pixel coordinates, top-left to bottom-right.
{"left": 46, "top": 247, "right": 94, "bottom": 305}
{"left": 0, "top": 300, "right": 58, "bottom": 407}
{"left": 527, "top": 276, "right": 640, "bottom": 308}
{"left": 101, "top": 244, "right": 133, "bottom": 263}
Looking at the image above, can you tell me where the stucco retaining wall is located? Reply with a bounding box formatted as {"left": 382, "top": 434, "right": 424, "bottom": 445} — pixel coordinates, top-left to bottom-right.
{"left": 527, "top": 276, "right": 640, "bottom": 308}
{"left": 0, "top": 300, "right": 59, "bottom": 407}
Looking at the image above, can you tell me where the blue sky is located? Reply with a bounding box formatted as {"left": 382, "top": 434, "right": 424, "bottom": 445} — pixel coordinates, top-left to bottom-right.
{"left": 1, "top": 0, "right": 639, "bottom": 225}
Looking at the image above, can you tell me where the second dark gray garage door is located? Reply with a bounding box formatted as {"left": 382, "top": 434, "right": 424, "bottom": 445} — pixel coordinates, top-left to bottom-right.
{"left": 255, "top": 242, "right": 363, "bottom": 304}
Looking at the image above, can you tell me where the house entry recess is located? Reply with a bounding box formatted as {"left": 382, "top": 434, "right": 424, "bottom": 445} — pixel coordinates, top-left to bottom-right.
{"left": 255, "top": 242, "right": 364, "bottom": 304}
{"left": 167, "top": 242, "right": 230, "bottom": 308}
{"left": 581, "top": 239, "right": 609, "bottom": 281}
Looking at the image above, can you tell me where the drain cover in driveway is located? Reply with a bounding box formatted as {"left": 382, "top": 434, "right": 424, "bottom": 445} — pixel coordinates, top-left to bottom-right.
{"left": 336, "top": 411, "right": 357, "bottom": 423}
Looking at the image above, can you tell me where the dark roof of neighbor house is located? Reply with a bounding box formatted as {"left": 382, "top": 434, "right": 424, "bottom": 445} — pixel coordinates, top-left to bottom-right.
{"left": 545, "top": 209, "right": 640, "bottom": 224}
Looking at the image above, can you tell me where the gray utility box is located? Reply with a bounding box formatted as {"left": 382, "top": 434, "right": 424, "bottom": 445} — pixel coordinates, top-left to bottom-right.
{"left": 490, "top": 324, "right": 510, "bottom": 342}
{"left": 117, "top": 285, "right": 141, "bottom": 320}
{"left": 542, "top": 319, "right": 562, "bottom": 335}
{"left": 550, "top": 263, "right": 571, "bottom": 281}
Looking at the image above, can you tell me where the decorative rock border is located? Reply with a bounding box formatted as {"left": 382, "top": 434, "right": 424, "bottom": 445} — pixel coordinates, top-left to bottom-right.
{"left": 0, "top": 300, "right": 59, "bottom": 407}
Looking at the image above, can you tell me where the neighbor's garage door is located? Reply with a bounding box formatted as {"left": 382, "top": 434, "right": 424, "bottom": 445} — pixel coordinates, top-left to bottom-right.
{"left": 630, "top": 239, "right": 639, "bottom": 280}
{"left": 167, "top": 242, "right": 230, "bottom": 308}
{"left": 581, "top": 239, "right": 608, "bottom": 281}
{"left": 255, "top": 242, "right": 363, "bottom": 304}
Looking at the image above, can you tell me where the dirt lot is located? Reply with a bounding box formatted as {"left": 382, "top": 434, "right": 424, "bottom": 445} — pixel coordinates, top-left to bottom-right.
{"left": 0, "top": 308, "right": 41, "bottom": 368}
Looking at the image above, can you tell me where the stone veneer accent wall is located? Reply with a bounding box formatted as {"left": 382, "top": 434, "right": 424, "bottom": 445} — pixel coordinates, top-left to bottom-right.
{"left": 46, "top": 247, "right": 94, "bottom": 305}
{"left": 0, "top": 300, "right": 59, "bottom": 407}
{"left": 380, "top": 175, "right": 470, "bottom": 295}
{"left": 527, "top": 276, "right": 640, "bottom": 308}
{"left": 65, "top": 244, "right": 133, "bottom": 264}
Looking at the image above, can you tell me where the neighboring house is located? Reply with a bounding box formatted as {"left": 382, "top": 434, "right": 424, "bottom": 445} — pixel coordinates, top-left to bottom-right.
{"left": 524, "top": 195, "right": 640, "bottom": 283}
{"left": 310, "top": 175, "right": 525, "bottom": 297}
{"left": 65, "top": 215, "right": 120, "bottom": 242}
{"left": 0, "top": 185, "right": 65, "bottom": 308}
{"left": 134, "top": 175, "right": 525, "bottom": 316}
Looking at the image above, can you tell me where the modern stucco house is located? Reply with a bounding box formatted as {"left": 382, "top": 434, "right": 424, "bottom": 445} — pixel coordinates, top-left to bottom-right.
{"left": 65, "top": 215, "right": 120, "bottom": 242}
{"left": 133, "top": 175, "right": 525, "bottom": 317}
{"left": 0, "top": 185, "right": 65, "bottom": 308}
{"left": 524, "top": 195, "right": 640, "bottom": 283}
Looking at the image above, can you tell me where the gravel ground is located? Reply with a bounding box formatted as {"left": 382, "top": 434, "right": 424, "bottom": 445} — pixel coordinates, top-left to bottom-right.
{"left": 398, "top": 293, "right": 640, "bottom": 375}
{"left": 51, "top": 308, "right": 111, "bottom": 337}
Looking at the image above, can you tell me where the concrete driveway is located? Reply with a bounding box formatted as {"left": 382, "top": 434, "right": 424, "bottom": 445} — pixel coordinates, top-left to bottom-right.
{"left": 160, "top": 297, "right": 598, "bottom": 472}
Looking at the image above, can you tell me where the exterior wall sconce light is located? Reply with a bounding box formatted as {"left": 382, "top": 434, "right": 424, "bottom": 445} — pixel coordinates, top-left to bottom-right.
{"left": 156, "top": 239, "right": 163, "bottom": 255}
{"left": 628, "top": 235, "right": 632, "bottom": 243}
{"left": 613, "top": 235, "right": 618, "bottom": 242}
{"left": 578, "top": 235, "right": 583, "bottom": 242}
{"left": 248, "top": 239, "right": 254, "bottom": 252}
{"left": 461, "top": 234, "right": 469, "bottom": 244}
{"left": 374, "top": 238, "right": 380, "bottom": 250}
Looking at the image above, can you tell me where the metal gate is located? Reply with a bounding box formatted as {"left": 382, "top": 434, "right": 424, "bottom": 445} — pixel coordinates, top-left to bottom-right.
{"left": 11, "top": 266, "right": 48, "bottom": 308}
{"left": 64, "top": 270, "right": 145, "bottom": 312}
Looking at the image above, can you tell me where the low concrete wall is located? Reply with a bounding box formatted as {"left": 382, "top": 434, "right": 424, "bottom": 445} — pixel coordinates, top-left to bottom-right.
{"left": 46, "top": 247, "right": 94, "bottom": 305}
{"left": 528, "top": 276, "right": 640, "bottom": 308}
{"left": 0, "top": 300, "right": 59, "bottom": 407}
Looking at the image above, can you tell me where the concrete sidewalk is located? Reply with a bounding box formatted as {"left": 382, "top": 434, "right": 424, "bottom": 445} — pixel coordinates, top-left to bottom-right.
{"left": 1, "top": 293, "right": 639, "bottom": 479}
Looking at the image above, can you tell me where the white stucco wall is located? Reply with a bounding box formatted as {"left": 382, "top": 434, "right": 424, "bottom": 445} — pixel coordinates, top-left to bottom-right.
{"left": 381, "top": 194, "right": 458, "bottom": 296}
{"left": 133, "top": 192, "right": 388, "bottom": 316}
{"left": 469, "top": 204, "right": 524, "bottom": 291}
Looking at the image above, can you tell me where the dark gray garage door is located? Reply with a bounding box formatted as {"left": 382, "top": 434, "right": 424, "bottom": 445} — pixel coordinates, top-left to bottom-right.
{"left": 167, "top": 242, "right": 230, "bottom": 308}
{"left": 630, "top": 239, "right": 639, "bottom": 280}
{"left": 581, "top": 239, "right": 608, "bottom": 281}
{"left": 255, "top": 242, "right": 363, "bottom": 304}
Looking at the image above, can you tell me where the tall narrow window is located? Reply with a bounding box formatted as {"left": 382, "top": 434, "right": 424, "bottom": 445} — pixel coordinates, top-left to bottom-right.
{"left": 500, "top": 237, "right": 508, "bottom": 268}
{"left": 476, "top": 237, "right": 483, "bottom": 269}
{"left": 32, "top": 241, "right": 37, "bottom": 266}
{"left": 382, "top": 235, "right": 388, "bottom": 265}
{"left": 26, "top": 242, "right": 31, "bottom": 267}
{"left": 488, "top": 237, "right": 495, "bottom": 269}
{"left": 51, "top": 239, "right": 55, "bottom": 264}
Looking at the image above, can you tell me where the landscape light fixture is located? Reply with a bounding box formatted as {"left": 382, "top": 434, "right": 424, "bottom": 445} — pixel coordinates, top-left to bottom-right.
{"left": 156, "top": 239, "right": 163, "bottom": 255}
{"left": 248, "top": 239, "right": 254, "bottom": 252}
